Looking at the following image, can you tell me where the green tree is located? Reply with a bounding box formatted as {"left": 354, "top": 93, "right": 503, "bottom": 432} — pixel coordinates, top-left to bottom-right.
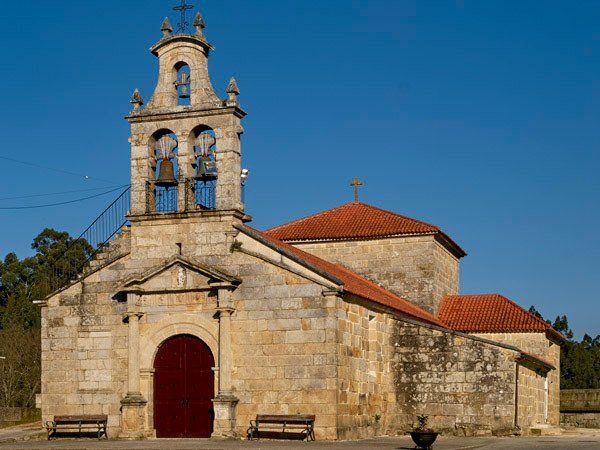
{"left": 552, "top": 315, "right": 574, "bottom": 340}
{"left": 0, "top": 228, "right": 93, "bottom": 408}
{"left": 529, "top": 305, "right": 548, "bottom": 322}
{"left": 529, "top": 308, "right": 600, "bottom": 389}
{"left": 0, "top": 228, "right": 92, "bottom": 329}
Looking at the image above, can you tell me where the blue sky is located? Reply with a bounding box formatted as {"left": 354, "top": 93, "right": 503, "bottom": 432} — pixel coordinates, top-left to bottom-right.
{"left": 0, "top": 1, "right": 598, "bottom": 337}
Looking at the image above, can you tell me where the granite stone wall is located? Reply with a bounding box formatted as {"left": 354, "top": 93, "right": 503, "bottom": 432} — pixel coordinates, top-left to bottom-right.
{"left": 230, "top": 254, "right": 339, "bottom": 440}
{"left": 293, "top": 235, "right": 459, "bottom": 315}
{"left": 333, "top": 298, "right": 542, "bottom": 438}
{"left": 335, "top": 299, "right": 395, "bottom": 439}
{"left": 473, "top": 332, "right": 561, "bottom": 428}
{"left": 390, "top": 321, "right": 519, "bottom": 436}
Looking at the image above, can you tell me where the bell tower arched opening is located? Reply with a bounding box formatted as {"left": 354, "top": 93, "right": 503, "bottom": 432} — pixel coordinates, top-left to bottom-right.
{"left": 189, "top": 125, "right": 217, "bottom": 210}
{"left": 149, "top": 130, "right": 179, "bottom": 213}
{"left": 153, "top": 334, "right": 215, "bottom": 438}
{"left": 174, "top": 62, "right": 191, "bottom": 106}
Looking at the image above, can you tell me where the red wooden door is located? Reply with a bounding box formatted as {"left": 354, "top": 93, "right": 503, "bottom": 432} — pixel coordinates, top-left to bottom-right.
{"left": 153, "top": 335, "right": 215, "bottom": 438}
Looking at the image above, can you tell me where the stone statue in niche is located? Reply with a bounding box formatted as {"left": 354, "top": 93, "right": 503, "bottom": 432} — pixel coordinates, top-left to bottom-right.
{"left": 177, "top": 266, "right": 187, "bottom": 288}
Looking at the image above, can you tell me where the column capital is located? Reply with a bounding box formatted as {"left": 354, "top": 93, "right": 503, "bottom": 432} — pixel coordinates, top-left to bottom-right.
{"left": 213, "top": 393, "right": 239, "bottom": 405}
{"left": 216, "top": 306, "right": 235, "bottom": 316}
{"left": 122, "top": 311, "right": 144, "bottom": 323}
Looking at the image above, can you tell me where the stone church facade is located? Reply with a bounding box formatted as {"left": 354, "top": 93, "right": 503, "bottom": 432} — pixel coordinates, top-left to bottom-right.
{"left": 39, "top": 8, "right": 563, "bottom": 440}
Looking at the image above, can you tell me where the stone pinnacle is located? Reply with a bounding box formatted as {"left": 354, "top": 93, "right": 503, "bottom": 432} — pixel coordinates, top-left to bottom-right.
{"left": 130, "top": 88, "right": 144, "bottom": 110}
{"left": 226, "top": 78, "right": 240, "bottom": 95}
{"left": 161, "top": 17, "right": 173, "bottom": 37}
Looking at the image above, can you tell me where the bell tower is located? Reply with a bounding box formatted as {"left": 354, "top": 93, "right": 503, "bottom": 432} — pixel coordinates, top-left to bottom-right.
{"left": 126, "top": 8, "right": 246, "bottom": 217}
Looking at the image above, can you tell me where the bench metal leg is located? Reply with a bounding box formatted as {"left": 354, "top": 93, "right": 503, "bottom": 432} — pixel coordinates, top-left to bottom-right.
{"left": 308, "top": 424, "right": 315, "bottom": 441}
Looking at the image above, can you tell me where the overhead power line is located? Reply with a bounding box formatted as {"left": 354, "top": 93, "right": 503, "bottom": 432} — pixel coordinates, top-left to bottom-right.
{"left": 0, "top": 155, "right": 118, "bottom": 185}
{"left": 0, "top": 185, "right": 126, "bottom": 201}
{"left": 0, "top": 185, "right": 129, "bottom": 210}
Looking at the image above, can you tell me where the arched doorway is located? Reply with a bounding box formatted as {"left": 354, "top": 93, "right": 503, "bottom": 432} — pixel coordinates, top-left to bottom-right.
{"left": 153, "top": 334, "right": 215, "bottom": 438}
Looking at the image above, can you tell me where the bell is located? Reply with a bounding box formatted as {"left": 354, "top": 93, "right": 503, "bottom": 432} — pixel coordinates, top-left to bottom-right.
{"left": 196, "top": 155, "right": 217, "bottom": 179}
{"left": 155, "top": 159, "right": 178, "bottom": 187}
{"left": 179, "top": 84, "right": 190, "bottom": 99}
{"left": 176, "top": 72, "right": 191, "bottom": 99}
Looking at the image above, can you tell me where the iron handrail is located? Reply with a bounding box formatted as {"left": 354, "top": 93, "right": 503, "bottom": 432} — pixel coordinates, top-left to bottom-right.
{"left": 39, "top": 186, "right": 131, "bottom": 296}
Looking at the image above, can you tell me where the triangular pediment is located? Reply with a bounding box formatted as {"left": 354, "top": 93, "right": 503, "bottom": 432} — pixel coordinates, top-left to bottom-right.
{"left": 118, "top": 255, "right": 240, "bottom": 294}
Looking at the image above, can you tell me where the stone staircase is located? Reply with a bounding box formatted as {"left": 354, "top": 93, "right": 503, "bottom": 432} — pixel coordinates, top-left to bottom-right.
{"left": 87, "top": 225, "right": 131, "bottom": 272}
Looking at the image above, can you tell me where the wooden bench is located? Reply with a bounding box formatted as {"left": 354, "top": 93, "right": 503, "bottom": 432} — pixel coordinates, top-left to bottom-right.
{"left": 247, "top": 414, "right": 315, "bottom": 441}
{"left": 45, "top": 415, "right": 108, "bottom": 440}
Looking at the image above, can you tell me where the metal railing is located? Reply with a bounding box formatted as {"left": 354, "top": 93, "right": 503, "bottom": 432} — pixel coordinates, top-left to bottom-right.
{"left": 192, "top": 179, "right": 216, "bottom": 210}
{"left": 155, "top": 185, "right": 179, "bottom": 213}
{"left": 37, "top": 186, "right": 131, "bottom": 296}
{"left": 146, "top": 179, "right": 217, "bottom": 213}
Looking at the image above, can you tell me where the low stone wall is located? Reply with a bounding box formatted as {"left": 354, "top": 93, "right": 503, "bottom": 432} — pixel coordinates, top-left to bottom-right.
{"left": 561, "top": 389, "right": 600, "bottom": 412}
{"left": 561, "top": 389, "right": 600, "bottom": 428}
{"left": 561, "top": 412, "right": 600, "bottom": 428}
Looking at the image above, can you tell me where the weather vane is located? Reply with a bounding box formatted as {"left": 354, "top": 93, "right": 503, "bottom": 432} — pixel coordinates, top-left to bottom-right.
{"left": 173, "top": 0, "right": 194, "bottom": 34}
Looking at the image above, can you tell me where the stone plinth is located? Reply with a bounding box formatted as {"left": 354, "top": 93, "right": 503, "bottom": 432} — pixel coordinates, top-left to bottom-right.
{"left": 212, "top": 394, "right": 239, "bottom": 438}
{"left": 120, "top": 394, "right": 148, "bottom": 439}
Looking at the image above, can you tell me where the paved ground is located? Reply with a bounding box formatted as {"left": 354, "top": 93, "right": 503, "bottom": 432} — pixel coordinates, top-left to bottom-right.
{"left": 1, "top": 426, "right": 599, "bottom": 450}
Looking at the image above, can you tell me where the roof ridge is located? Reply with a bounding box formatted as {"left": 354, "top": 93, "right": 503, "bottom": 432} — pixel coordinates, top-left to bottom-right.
{"left": 266, "top": 201, "right": 441, "bottom": 235}
{"left": 265, "top": 201, "right": 357, "bottom": 234}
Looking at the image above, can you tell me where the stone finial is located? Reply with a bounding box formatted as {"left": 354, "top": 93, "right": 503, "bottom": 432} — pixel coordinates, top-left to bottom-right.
{"left": 161, "top": 17, "right": 173, "bottom": 37}
{"left": 130, "top": 88, "right": 144, "bottom": 110}
{"left": 226, "top": 77, "right": 240, "bottom": 101}
{"left": 194, "top": 12, "right": 206, "bottom": 37}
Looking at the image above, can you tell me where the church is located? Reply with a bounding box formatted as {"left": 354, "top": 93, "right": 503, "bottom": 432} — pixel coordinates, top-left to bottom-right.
{"left": 39, "top": 6, "right": 563, "bottom": 440}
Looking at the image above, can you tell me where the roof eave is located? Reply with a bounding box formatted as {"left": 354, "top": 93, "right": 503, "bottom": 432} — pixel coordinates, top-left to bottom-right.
{"left": 546, "top": 327, "right": 567, "bottom": 344}
{"left": 517, "top": 352, "right": 556, "bottom": 372}
{"left": 434, "top": 231, "right": 467, "bottom": 259}
{"left": 276, "top": 230, "right": 467, "bottom": 259}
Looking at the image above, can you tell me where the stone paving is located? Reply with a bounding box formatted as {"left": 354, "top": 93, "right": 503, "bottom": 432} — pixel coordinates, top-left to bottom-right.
{"left": 1, "top": 431, "right": 600, "bottom": 450}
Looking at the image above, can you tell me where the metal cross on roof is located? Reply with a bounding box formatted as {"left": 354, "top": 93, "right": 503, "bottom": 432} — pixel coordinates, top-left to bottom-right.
{"left": 350, "top": 177, "right": 363, "bottom": 202}
{"left": 173, "top": 0, "right": 194, "bottom": 34}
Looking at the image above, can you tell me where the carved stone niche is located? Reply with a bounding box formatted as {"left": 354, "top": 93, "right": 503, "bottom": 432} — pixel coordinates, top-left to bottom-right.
{"left": 115, "top": 255, "right": 241, "bottom": 307}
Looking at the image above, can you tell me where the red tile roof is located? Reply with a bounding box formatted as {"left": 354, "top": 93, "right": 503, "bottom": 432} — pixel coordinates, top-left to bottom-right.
{"left": 236, "top": 224, "right": 445, "bottom": 328}
{"left": 438, "top": 294, "right": 564, "bottom": 341}
{"left": 264, "top": 201, "right": 466, "bottom": 257}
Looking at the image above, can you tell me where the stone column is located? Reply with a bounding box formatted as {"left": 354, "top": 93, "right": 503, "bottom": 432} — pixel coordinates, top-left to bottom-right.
{"left": 215, "top": 123, "right": 243, "bottom": 212}
{"left": 120, "top": 294, "right": 147, "bottom": 438}
{"left": 129, "top": 132, "right": 152, "bottom": 216}
{"left": 212, "top": 288, "right": 238, "bottom": 438}
{"left": 177, "top": 129, "right": 193, "bottom": 212}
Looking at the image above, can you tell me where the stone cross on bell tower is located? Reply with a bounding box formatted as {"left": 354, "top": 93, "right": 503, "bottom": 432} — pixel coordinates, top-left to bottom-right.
{"left": 126, "top": 5, "right": 246, "bottom": 217}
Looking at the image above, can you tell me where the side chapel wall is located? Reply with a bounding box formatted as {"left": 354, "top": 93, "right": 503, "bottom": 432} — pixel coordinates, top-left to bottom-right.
{"left": 334, "top": 299, "right": 525, "bottom": 438}
{"left": 472, "top": 332, "right": 561, "bottom": 428}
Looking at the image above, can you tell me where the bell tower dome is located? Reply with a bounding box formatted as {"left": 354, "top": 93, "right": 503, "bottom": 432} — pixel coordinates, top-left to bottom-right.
{"left": 126, "top": 8, "right": 246, "bottom": 217}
